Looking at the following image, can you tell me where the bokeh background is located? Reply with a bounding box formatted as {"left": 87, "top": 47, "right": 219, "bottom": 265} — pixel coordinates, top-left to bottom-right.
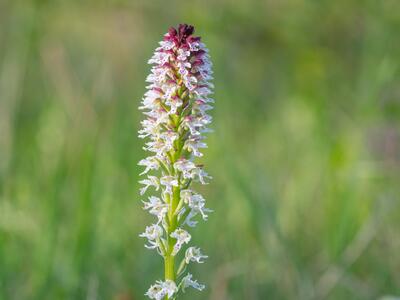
{"left": 1, "top": 0, "right": 400, "bottom": 299}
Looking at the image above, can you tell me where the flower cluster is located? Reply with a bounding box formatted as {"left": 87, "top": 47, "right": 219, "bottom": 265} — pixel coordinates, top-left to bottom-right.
{"left": 138, "top": 24, "right": 214, "bottom": 299}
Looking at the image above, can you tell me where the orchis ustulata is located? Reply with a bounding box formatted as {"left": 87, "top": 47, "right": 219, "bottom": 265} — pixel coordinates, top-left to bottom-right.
{"left": 138, "top": 24, "right": 214, "bottom": 299}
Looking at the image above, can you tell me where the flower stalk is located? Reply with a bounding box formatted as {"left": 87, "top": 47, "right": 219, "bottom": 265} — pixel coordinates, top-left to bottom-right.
{"left": 138, "top": 24, "right": 214, "bottom": 299}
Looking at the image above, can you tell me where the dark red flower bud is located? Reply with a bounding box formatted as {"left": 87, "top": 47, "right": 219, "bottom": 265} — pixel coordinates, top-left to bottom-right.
{"left": 187, "top": 36, "right": 201, "bottom": 43}
{"left": 168, "top": 27, "right": 177, "bottom": 37}
{"left": 178, "top": 24, "right": 194, "bottom": 37}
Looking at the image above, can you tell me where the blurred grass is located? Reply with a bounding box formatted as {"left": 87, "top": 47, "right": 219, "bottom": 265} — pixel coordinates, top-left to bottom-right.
{"left": 0, "top": 0, "right": 400, "bottom": 299}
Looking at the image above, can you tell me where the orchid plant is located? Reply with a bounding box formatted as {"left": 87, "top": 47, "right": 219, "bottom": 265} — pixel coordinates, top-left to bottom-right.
{"left": 138, "top": 24, "right": 214, "bottom": 300}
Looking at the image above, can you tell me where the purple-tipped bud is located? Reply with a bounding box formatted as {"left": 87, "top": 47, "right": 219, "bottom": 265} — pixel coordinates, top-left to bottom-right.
{"left": 178, "top": 24, "right": 194, "bottom": 39}
{"left": 168, "top": 27, "right": 177, "bottom": 37}
{"left": 164, "top": 24, "right": 199, "bottom": 47}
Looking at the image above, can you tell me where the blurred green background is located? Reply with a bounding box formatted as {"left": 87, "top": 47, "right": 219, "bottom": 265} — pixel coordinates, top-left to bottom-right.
{"left": 1, "top": 0, "right": 400, "bottom": 299}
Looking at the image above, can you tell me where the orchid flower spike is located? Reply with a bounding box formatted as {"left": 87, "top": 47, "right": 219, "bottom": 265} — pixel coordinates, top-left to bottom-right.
{"left": 138, "top": 24, "right": 214, "bottom": 299}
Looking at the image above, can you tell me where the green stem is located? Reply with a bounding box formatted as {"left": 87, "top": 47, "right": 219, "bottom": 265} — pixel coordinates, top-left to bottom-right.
{"left": 164, "top": 184, "right": 181, "bottom": 298}
{"left": 164, "top": 252, "right": 175, "bottom": 280}
{"left": 164, "top": 83, "right": 187, "bottom": 299}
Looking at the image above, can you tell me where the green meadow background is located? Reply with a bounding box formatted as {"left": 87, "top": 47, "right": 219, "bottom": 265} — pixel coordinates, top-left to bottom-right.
{"left": 1, "top": 0, "right": 400, "bottom": 299}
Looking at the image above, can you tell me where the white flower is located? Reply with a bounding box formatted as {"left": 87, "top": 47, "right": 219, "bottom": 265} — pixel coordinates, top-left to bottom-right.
{"left": 185, "top": 247, "right": 208, "bottom": 264}
{"left": 146, "top": 68, "right": 169, "bottom": 83}
{"left": 194, "top": 99, "right": 213, "bottom": 113}
{"left": 180, "top": 189, "right": 192, "bottom": 203}
{"left": 165, "top": 96, "right": 183, "bottom": 114}
{"left": 138, "top": 119, "right": 158, "bottom": 139}
{"left": 180, "top": 190, "right": 212, "bottom": 220}
{"left": 182, "top": 116, "right": 203, "bottom": 136}
{"left": 183, "top": 210, "right": 198, "bottom": 227}
{"left": 195, "top": 86, "right": 212, "bottom": 97}
{"left": 160, "top": 176, "right": 178, "bottom": 195}
{"left": 145, "top": 282, "right": 163, "bottom": 300}
{"left": 138, "top": 156, "right": 159, "bottom": 175}
{"left": 170, "top": 228, "right": 191, "bottom": 255}
{"left": 162, "top": 280, "right": 178, "bottom": 298}
{"left": 139, "top": 89, "right": 163, "bottom": 110}
{"left": 139, "top": 175, "right": 160, "bottom": 195}
{"left": 145, "top": 140, "right": 171, "bottom": 157}
{"left": 188, "top": 193, "right": 212, "bottom": 220}
{"left": 183, "top": 137, "right": 207, "bottom": 157}
{"left": 191, "top": 167, "right": 212, "bottom": 184}
{"left": 181, "top": 273, "right": 205, "bottom": 292}
{"left": 162, "top": 85, "right": 177, "bottom": 101}
{"left": 177, "top": 48, "right": 190, "bottom": 61}
{"left": 139, "top": 224, "right": 163, "bottom": 249}
{"left": 159, "top": 40, "right": 175, "bottom": 50}
{"left": 188, "top": 41, "right": 200, "bottom": 51}
{"left": 142, "top": 196, "right": 169, "bottom": 223}
{"left": 159, "top": 131, "right": 178, "bottom": 150}
{"left": 148, "top": 51, "right": 171, "bottom": 65}
{"left": 174, "top": 159, "right": 196, "bottom": 179}
{"left": 145, "top": 280, "right": 177, "bottom": 300}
